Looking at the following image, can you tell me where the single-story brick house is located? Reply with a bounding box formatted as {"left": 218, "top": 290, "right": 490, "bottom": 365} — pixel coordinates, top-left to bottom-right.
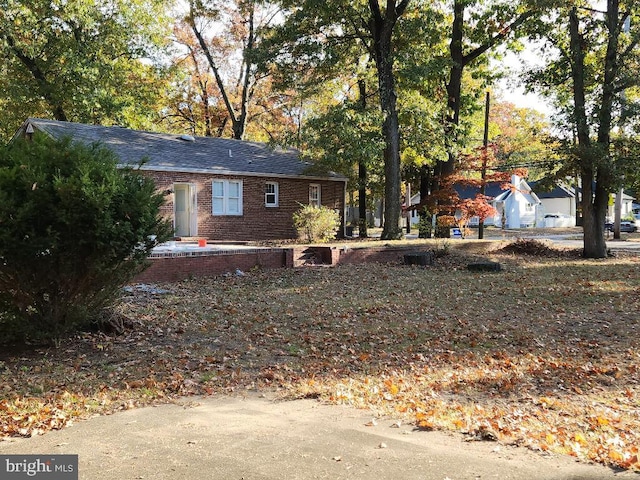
{"left": 13, "top": 118, "right": 347, "bottom": 241}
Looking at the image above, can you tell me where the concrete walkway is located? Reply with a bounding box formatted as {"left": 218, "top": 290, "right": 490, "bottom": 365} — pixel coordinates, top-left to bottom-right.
{"left": 0, "top": 394, "right": 634, "bottom": 480}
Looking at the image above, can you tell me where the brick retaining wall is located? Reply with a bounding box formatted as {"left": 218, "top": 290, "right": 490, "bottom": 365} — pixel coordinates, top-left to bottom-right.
{"left": 335, "top": 246, "right": 411, "bottom": 266}
{"left": 133, "top": 245, "right": 429, "bottom": 283}
{"left": 134, "top": 248, "right": 290, "bottom": 283}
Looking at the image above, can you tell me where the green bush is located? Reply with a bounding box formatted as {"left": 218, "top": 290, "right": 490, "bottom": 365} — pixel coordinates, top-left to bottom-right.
{"left": 0, "top": 135, "right": 172, "bottom": 344}
{"left": 416, "top": 212, "right": 433, "bottom": 238}
{"left": 293, "top": 204, "right": 340, "bottom": 243}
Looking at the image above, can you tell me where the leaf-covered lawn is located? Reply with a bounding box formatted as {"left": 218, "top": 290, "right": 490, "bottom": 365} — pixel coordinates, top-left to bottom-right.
{"left": 2, "top": 244, "right": 640, "bottom": 470}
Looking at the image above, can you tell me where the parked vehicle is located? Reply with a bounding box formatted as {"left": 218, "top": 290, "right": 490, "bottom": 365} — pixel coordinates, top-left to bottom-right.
{"left": 605, "top": 220, "right": 638, "bottom": 233}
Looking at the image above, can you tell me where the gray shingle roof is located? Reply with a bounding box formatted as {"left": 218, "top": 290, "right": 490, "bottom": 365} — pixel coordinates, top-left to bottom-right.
{"left": 528, "top": 181, "right": 575, "bottom": 199}
{"left": 22, "top": 118, "right": 346, "bottom": 181}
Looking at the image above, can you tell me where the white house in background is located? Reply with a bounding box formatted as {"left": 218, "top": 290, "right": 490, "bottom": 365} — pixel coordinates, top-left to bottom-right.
{"left": 530, "top": 182, "right": 576, "bottom": 218}
{"left": 530, "top": 180, "right": 636, "bottom": 223}
{"left": 606, "top": 191, "right": 636, "bottom": 220}
{"left": 409, "top": 175, "right": 544, "bottom": 228}
{"left": 491, "top": 175, "right": 544, "bottom": 228}
{"left": 529, "top": 181, "right": 577, "bottom": 227}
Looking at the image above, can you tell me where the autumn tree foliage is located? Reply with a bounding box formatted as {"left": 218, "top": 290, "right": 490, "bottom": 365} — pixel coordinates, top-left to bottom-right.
{"left": 0, "top": 0, "right": 173, "bottom": 140}
{"left": 167, "top": 0, "right": 298, "bottom": 141}
{"left": 435, "top": 144, "right": 527, "bottom": 228}
{"left": 468, "top": 100, "right": 558, "bottom": 177}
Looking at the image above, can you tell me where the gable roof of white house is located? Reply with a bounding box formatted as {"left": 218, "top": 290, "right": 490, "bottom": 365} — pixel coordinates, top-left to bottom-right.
{"left": 493, "top": 176, "right": 541, "bottom": 205}
{"left": 14, "top": 118, "right": 346, "bottom": 182}
{"left": 530, "top": 180, "right": 636, "bottom": 202}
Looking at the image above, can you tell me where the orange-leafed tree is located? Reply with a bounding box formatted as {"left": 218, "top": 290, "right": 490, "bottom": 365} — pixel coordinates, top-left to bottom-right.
{"left": 166, "top": 0, "right": 298, "bottom": 142}
{"left": 445, "top": 143, "right": 527, "bottom": 234}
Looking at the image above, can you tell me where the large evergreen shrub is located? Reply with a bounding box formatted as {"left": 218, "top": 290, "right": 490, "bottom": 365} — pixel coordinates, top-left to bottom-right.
{"left": 0, "top": 135, "right": 172, "bottom": 343}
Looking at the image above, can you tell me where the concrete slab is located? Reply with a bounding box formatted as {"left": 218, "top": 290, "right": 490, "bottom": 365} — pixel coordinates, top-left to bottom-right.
{"left": 0, "top": 394, "right": 633, "bottom": 480}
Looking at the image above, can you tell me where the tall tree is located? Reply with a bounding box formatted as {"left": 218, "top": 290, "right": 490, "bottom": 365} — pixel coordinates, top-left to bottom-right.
{"left": 180, "top": 0, "right": 288, "bottom": 140}
{"left": 367, "top": 0, "right": 412, "bottom": 239}
{"left": 428, "top": 0, "right": 550, "bottom": 212}
{"left": 165, "top": 22, "right": 228, "bottom": 137}
{"left": 570, "top": 1, "right": 639, "bottom": 257}
{"left": 0, "top": 0, "right": 172, "bottom": 138}
{"left": 528, "top": 1, "right": 640, "bottom": 257}
{"left": 301, "top": 77, "right": 385, "bottom": 236}
{"left": 264, "top": 0, "right": 430, "bottom": 239}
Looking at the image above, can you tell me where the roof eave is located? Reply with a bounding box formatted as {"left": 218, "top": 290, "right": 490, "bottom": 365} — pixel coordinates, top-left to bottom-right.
{"left": 122, "top": 164, "right": 348, "bottom": 183}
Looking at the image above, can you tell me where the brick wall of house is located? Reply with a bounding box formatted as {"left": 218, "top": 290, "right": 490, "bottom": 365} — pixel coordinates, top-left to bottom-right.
{"left": 143, "top": 171, "right": 345, "bottom": 241}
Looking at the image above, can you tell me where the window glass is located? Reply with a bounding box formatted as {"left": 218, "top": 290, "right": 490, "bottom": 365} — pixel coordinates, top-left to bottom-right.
{"left": 212, "top": 180, "right": 242, "bottom": 215}
{"left": 228, "top": 182, "right": 240, "bottom": 198}
{"left": 228, "top": 198, "right": 240, "bottom": 214}
{"left": 309, "top": 184, "right": 320, "bottom": 207}
{"left": 212, "top": 181, "right": 224, "bottom": 197}
{"left": 212, "top": 198, "right": 224, "bottom": 214}
{"left": 265, "top": 182, "right": 278, "bottom": 206}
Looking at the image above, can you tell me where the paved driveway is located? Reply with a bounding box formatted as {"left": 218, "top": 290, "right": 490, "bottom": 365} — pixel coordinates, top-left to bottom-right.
{"left": 0, "top": 395, "right": 634, "bottom": 480}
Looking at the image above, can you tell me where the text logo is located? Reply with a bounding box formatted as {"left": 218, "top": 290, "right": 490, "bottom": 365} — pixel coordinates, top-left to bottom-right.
{"left": 0, "top": 455, "right": 77, "bottom": 479}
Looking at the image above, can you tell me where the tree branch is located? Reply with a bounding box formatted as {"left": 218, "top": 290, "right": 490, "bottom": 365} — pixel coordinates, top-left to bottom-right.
{"left": 188, "top": 3, "right": 238, "bottom": 126}
{"left": 395, "top": 0, "right": 411, "bottom": 17}
{"left": 369, "top": 0, "right": 382, "bottom": 23}
{"left": 4, "top": 33, "right": 68, "bottom": 121}
{"left": 462, "top": 10, "right": 535, "bottom": 67}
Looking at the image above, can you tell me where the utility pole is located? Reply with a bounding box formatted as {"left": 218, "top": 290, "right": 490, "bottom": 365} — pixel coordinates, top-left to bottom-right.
{"left": 614, "top": 186, "right": 622, "bottom": 239}
{"left": 479, "top": 91, "right": 490, "bottom": 240}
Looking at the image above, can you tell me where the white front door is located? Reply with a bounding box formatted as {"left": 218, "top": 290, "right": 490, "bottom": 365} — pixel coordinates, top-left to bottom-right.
{"left": 174, "top": 183, "right": 197, "bottom": 237}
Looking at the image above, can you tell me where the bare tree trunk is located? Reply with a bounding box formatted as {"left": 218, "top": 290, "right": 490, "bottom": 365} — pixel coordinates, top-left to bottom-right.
{"left": 367, "top": 0, "right": 410, "bottom": 240}
{"left": 570, "top": 3, "right": 620, "bottom": 258}
{"left": 189, "top": 0, "right": 256, "bottom": 140}
{"left": 358, "top": 80, "right": 369, "bottom": 238}
{"left": 569, "top": 7, "right": 601, "bottom": 258}
{"left": 441, "top": 0, "right": 465, "bottom": 178}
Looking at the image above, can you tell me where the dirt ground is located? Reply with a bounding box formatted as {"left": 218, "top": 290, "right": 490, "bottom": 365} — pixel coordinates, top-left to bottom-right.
{"left": 2, "top": 235, "right": 639, "bottom": 478}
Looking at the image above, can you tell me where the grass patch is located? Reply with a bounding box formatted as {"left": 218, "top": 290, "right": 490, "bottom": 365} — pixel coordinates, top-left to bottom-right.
{"left": 1, "top": 247, "right": 640, "bottom": 470}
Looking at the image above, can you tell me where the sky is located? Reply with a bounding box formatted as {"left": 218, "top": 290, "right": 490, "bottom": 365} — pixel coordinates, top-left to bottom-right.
{"left": 495, "top": 44, "right": 554, "bottom": 117}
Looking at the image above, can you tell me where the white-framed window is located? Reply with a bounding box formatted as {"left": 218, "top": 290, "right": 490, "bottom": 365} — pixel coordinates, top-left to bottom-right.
{"left": 265, "top": 181, "right": 279, "bottom": 207}
{"left": 212, "top": 180, "right": 243, "bottom": 215}
{"left": 525, "top": 202, "right": 534, "bottom": 212}
{"left": 309, "top": 184, "right": 321, "bottom": 207}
